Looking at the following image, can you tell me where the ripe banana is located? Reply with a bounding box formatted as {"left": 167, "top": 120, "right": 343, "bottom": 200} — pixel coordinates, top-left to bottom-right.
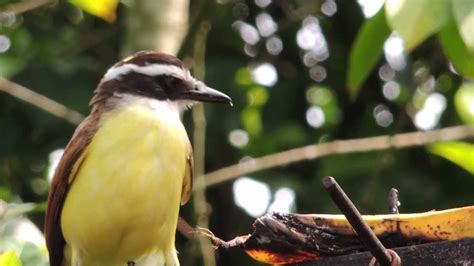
{"left": 239, "top": 206, "right": 474, "bottom": 264}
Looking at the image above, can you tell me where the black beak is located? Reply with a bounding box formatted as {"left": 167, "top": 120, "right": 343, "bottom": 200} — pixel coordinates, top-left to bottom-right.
{"left": 181, "top": 81, "right": 232, "bottom": 104}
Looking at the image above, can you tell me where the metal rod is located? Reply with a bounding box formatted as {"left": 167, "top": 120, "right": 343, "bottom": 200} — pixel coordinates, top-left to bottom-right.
{"left": 388, "top": 188, "right": 400, "bottom": 214}
{"left": 322, "top": 176, "right": 392, "bottom": 266}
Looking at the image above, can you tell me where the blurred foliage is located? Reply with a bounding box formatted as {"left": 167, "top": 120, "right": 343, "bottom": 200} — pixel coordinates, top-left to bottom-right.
{"left": 0, "top": 202, "right": 48, "bottom": 266}
{"left": 429, "top": 141, "right": 474, "bottom": 174}
{"left": 455, "top": 82, "right": 474, "bottom": 125}
{"left": 69, "top": 0, "right": 118, "bottom": 23}
{"left": 438, "top": 21, "right": 474, "bottom": 80}
{"left": 0, "top": 250, "right": 21, "bottom": 266}
{"left": 347, "top": 8, "right": 389, "bottom": 96}
{"left": 385, "top": 0, "right": 449, "bottom": 52}
{"left": 452, "top": 0, "right": 474, "bottom": 53}
{"left": 0, "top": 0, "right": 473, "bottom": 265}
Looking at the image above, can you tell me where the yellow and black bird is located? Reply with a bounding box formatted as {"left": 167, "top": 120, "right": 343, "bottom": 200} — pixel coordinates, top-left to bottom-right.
{"left": 44, "top": 51, "right": 231, "bottom": 266}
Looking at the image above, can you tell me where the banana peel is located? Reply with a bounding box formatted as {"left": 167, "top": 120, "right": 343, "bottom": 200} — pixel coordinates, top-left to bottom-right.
{"left": 203, "top": 206, "right": 474, "bottom": 264}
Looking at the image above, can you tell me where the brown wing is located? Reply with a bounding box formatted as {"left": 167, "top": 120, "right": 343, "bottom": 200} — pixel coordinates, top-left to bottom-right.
{"left": 180, "top": 140, "right": 193, "bottom": 205}
{"left": 44, "top": 114, "right": 99, "bottom": 266}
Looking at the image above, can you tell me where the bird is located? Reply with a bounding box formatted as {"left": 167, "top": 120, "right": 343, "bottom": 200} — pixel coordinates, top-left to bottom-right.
{"left": 44, "top": 51, "right": 232, "bottom": 266}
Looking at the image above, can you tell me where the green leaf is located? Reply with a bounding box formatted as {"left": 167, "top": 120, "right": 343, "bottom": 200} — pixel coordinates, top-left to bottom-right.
{"left": 454, "top": 83, "right": 474, "bottom": 125}
{"left": 69, "top": 0, "right": 119, "bottom": 23}
{"left": 385, "top": 0, "right": 450, "bottom": 52}
{"left": 429, "top": 142, "right": 474, "bottom": 174}
{"left": 0, "top": 250, "right": 21, "bottom": 266}
{"left": 347, "top": 9, "right": 390, "bottom": 98}
{"left": 438, "top": 21, "right": 474, "bottom": 79}
{"left": 452, "top": 0, "right": 474, "bottom": 54}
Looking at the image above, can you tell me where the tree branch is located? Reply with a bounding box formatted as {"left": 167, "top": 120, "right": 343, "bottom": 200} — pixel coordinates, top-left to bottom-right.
{"left": 205, "top": 125, "right": 474, "bottom": 186}
{"left": 122, "top": 0, "right": 189, "bottom": 56}
{"left": 191, "top": 21, "right": 216, "bottom": 266}
{"left": 0, "top": 0, "right": 52, "bottom": 16}
{"left": 0, "top": 78, "right": 84, "bottom": 125}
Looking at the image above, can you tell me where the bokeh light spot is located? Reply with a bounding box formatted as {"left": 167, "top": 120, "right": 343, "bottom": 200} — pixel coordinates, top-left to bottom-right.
{"left": 256, "top": 12, "right": 277, "bottom": 37}
{"left": 0, "top": 12, "right": 16, "bottom": 27}
{"left": 373, "top": 104, "right": 393, "bottom": 127}
{"left": 425, "top": 92, "right": 447, "bottom": 114}
{"left": 414, "top": 93, "right": 447, "bottom": 130}
{"left": 357, "top": 0, "right": 384, "bottom": 18}
{"left": 266, "top": 36, "right": 283, "bottom": 55}
{"left": 306, "top": 106, "right": 326, "bottom": 128}
{"left": 297, "top": 17, "right": 329, "bottom": 62}
{"left": 229, "top": 129, "right": 249, "bottom": 148}
{"left": 378, "top": 64, "right": 395, "bottom": 81}
{"left": 247, "top": 86, "right": 269, "bottom": 107}
{"left": 233, "top": 21, "right": 260, "bottom": 45}
{"left": 384, "top": 33, "right": 406, "bottom": 71}
{"left": 306, "top": 86, "right": 333, "bottom": 105}
{"left": 233, "top": 177, "right": 271, "bottom": 217}
{"left": 241, "top": 107, "right": 262, "bottom": 135}
{"left": 0, "top": 35, "right": 11, "bottom": 53}
{"left": 309, "top": 65, "right": 327, "bottom": 82}
{"left": 382, "top": 81, "right": 400, "bottom": 101}
{"left": 31, "top": 178, "right": 48, "bottom": 195}
{"left": 251, "top": 63, "right": 278, "bottom": 86}
{"left": 233, "top": 3, "right": 249, "bottom": 19}
{"left": 414, "top": 109, "right": 438, "bottom": 130}
{"left": 255, "top": 0, "right": 271, "bottom": 8}
{"left": 321, "top": 0, "right": 337, "bottom": 17}
{"left": 244, "top": 43, "right": 258, "bottom": 57}
{"left": 268, "top": 187, "right": 296, "bottom": 213}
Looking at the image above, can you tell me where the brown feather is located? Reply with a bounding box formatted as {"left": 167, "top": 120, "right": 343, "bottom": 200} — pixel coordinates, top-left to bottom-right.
{"left": 181, "top": 141, "right": 194, "bottom": 205}
{"left": 44, "top": 113, "right": 99, "bottom": 266}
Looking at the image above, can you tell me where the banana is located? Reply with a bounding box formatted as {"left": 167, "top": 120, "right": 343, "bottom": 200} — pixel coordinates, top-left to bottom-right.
{"left": 238, "top": 206, "right": 474, "bottom": 264}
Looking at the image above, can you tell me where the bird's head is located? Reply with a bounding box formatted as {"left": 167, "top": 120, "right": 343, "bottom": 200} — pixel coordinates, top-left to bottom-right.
{"left": 91, "top": 51, "right": 232, "bottom": 111}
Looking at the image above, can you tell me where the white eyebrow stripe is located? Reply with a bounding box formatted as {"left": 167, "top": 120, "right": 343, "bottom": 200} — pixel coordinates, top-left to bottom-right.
{"left": 102, "top": 63, "right": 189, "bottom": 81}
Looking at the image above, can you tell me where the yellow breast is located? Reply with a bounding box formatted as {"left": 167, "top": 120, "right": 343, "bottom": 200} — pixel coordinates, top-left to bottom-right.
{"left": 61, "top": 103, "right": 188, "bottom": 265}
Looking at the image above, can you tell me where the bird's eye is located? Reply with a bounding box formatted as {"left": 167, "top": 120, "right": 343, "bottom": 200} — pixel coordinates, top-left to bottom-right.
{"left": 162, "top": 76, "right": 182, "bottom": 88}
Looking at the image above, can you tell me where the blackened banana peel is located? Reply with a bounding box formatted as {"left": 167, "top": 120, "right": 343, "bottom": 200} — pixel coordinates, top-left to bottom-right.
{"left": 206, "top": 206, "right": 474, "bottom": 265}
